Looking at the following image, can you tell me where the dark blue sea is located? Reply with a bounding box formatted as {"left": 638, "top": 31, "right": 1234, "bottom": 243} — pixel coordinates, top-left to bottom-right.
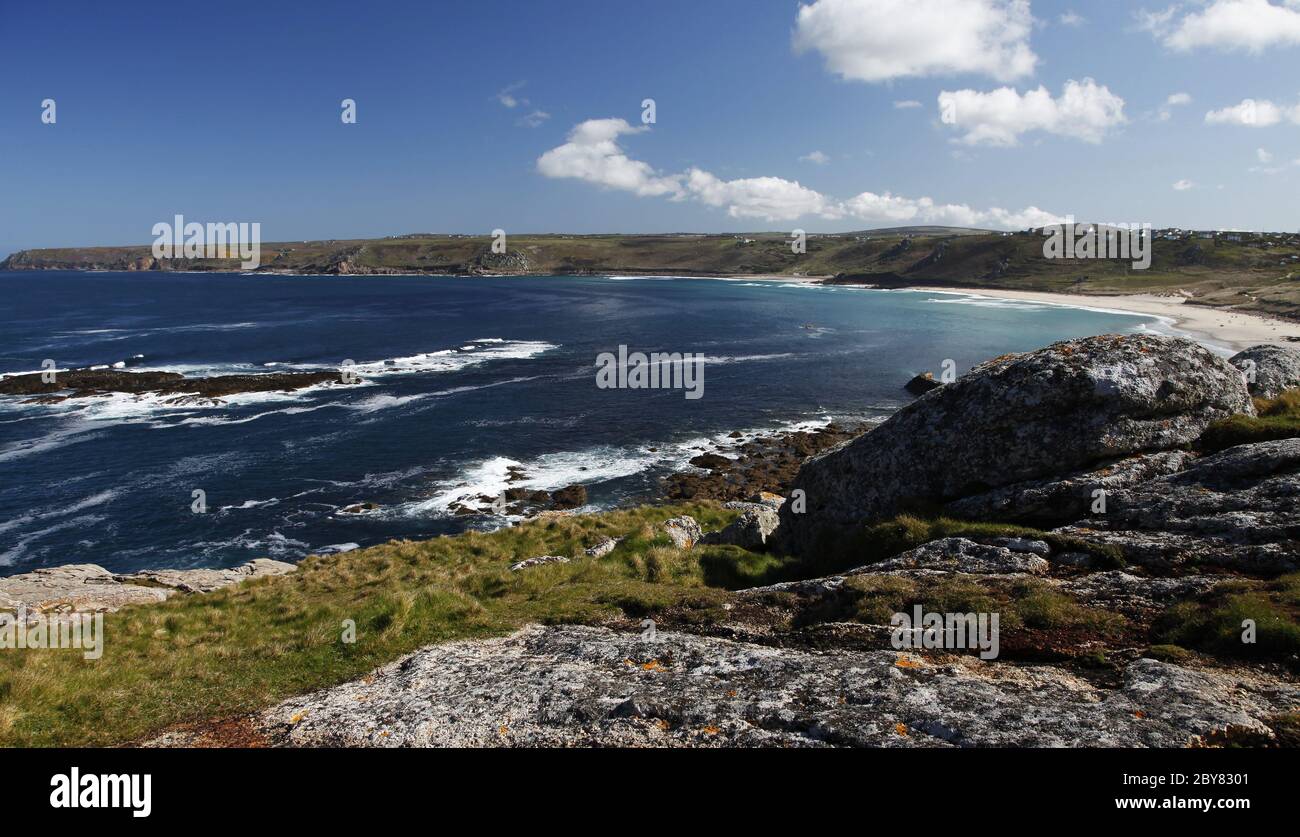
{"left": 0, "top": 271, "right": 1167, "bottom": 575}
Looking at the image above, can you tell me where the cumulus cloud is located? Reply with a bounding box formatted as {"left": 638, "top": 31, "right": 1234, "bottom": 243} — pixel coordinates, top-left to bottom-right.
{"left": 537, "top": 117, "right": 1059, "bottom": 228}
{"left": 793, "top": 0, "right": 1037, "bottom": 83}
{"left": 1142, "top": 0, "right": 1300, "bottom": 52}
{"left": 1258, "top": 147, "right": 1275, "bottom": 162}
{"left": 1167, "top": 92, "right": 1192, "bottom": 106}
{"left": 894, "top": 100, "right": 924, "bottom": 109}
{"left": 1173, "top": 179, "right": 1195, "bottom": 190}
{"left": 1059, "top": 11, "right": 1085, "bottom": 26}
{"left": 1204, "top": 98, "right": 1299, "bottom": 126}
{"left": 938, "top": 79, "right": 1127, "bottom": 146}
{"left": 536, "top": 119, "right": 683, "bottom": 197}
{"left": 799, "top": 150, "right": 831, "bottom": 164}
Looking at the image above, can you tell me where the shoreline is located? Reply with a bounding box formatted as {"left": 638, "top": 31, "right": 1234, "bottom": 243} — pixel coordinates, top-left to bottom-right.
{"left": 895, "top": 286, "right": 1300, "bottom": 354}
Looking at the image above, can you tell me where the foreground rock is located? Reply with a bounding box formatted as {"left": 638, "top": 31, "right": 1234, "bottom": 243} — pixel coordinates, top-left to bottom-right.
{"left": 1230, "top": 344, "right": 1300, "bottom": 399}
{"left": 702, "top": 507, "right": 781, "bottom": 550}
{"left": 0, "top": 559, "right": 297, "bottom": 615}
{"left": 778, "top": 335, "right": 1253, "bottom": 555}
{"left": 1057, "top": 438, "right": 1300, "bottom": 573}
{"left": 224, "top": 625, "right": 1297, "bottom": 748}
{"left": 662, "top": 516, "right": 703, "bottom": 549}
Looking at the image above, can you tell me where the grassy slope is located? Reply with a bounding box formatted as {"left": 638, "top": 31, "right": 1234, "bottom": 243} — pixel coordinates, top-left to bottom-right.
{"left": 7, "top": 230, "right": 1300, "bottom": 320}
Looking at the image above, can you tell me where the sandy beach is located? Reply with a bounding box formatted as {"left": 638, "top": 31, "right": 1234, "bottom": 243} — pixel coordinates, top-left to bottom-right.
{"left": 847, "top": 286, "right": 1299, "bottom": 354}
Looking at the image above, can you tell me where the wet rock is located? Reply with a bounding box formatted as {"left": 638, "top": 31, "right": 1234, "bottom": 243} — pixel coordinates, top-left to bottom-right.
{"left": 662, "top": 516, "right": 703, "bottom": 549}
{"left": 688, "top": 453, "right": 733, "bottom": 471}
{"left": 1229, "top": 344, "right": 1300, "bottom": 399}
{"left": 339, "top": 502, "right": 379, "bottom": 515}
{"left": 778, "top": 335, "right": 1253, "bottom": 555}
{"left": 550, "top": 485, "right": 587, "bottom": 510}
{"left": 245, "top": 624, "right": 1299, "bottom": 748}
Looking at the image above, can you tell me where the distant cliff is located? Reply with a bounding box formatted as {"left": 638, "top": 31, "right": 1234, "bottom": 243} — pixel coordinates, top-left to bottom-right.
{"left": 5, "top": 229, "right": 1300, "bottom": 321}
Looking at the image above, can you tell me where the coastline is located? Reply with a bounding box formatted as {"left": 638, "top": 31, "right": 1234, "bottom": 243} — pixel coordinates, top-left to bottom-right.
{"left": 900, "top": 287, "right": 1300, "bottom": 354}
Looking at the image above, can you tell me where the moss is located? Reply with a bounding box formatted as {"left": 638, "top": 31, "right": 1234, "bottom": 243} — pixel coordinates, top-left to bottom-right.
{"left": 1198, "top": 389, "right": 1300, "bottom": 452}
{"left": 1144, "top": 644, "right": 1194, "bottom": 663}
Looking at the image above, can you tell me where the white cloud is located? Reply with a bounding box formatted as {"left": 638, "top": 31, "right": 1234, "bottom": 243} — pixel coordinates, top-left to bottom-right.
{"left": 939, "top": 79, "right": 1127, "bottom": 146}
{"left": 536, "top": 119, "right": 683, "bottom": 197}
{"left": 1059, "top": 11, "right": 1085, "bottom": 26}
{"left": 1143, "top": 0, "right": 1300, "bottom": 53}
{"left": 1157, "top": 91, "right": 1192, "bottom": 121}
{"left": 894, "top": 100, "right": 924, "bottom": 109}
{"left": 538, "top": 117, "right": 1060, "bottom": 228}
{"left": 685, "top": 169, "right": 841, "bottom": 221}
{"left": 1258, "top": 147, "right": 1275, "bottom": 162}
{"left": 793, "top": 0, "right": 1037, "bottom": 83}
{"left": 516, "top": 110, "right": 550, "bottom": 128}
{"left": 799, "top": 150, "right": 831, "bottom": 164}
{"left": 496, "top": 82, "right": 528, "bottom": 109}
{"left": 1204, "top": 98, "right": 1299, "bottom": 126}
{"left": 1173, "top": 179, "right": 1195, "bottom": 191}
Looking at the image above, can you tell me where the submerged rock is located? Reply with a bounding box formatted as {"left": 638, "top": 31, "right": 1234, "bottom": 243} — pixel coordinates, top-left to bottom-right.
{"left": 778, "top": 335, "right": 1253, "bottom": 555}
{"left": 242, "top": 624, "right": 1299, "bottom": 748}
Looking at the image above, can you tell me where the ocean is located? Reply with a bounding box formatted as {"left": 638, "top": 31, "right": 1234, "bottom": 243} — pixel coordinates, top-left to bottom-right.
{"left": 0, "top": 271, "right": 1167, "bottom": 575}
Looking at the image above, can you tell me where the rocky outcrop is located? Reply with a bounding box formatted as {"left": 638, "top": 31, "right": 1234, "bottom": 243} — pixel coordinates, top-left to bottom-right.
{"left": 583, "top": 537, "right": 622, "bottom": 559}
{"left": 550, "top": 485, "right": 588, "bottom": 510}
{"left": 903, "top": 372, "right": 941, "bottom": 396}
{"left": 509, "top": 555, "right": 570, "bottom": 572}
{"left": 662, "top": 516, "right": 703, "bottom": 549}
{"left": 777, "top": 335, "right": 1253, "bottom": 555}
{"left": 1230, "top": 344, "right": 1300, "bottom": 399}
{"left": 117, "top": 558, "right": 296, "bottom": 594}
{"left": 702, "top": 507, "right": 780, "bottom": 550}
{"left": 232, "top": 624, "right": 1298, "bottom": 748}
{"left": 0, "top": 367, "right": 343, "bottom": 400}
{"left": 868, "top": 537, "right": 1049, "bottom": 575}
{"left": 942, "top": 450, "right": 1195, "bottom": 526}
{"left": 0, "top": 564, "right": 172, "bottom": 615}
{"left": 0, "top": 559, "right": 296, "bottom": 615}
{"left": 1056, "top": 438, "right": 1300, "bottom": 573}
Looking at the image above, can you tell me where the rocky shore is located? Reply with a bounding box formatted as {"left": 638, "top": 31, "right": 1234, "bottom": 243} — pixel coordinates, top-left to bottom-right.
{"left": 8, "top": 333, "right": 1300, "bottom": 748}
{"left": 0, "top": 366, "right": 344, "bottom": 404}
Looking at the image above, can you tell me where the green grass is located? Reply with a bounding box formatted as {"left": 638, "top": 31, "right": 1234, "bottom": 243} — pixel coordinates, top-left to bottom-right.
{"left": 1154, "top": 573, "right": 1300, "bottom": 658}
{"left": 1199, "top": 390, "right": 1300, "bottom": 452}
{"left": 765, "top": 513, "right": 1123, "bottom": 585}
{"left": 0, "top": 503, "right": 744, "bottom": 747}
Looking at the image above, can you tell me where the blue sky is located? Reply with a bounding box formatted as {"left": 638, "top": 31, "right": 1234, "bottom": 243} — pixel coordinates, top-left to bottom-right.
{"left": 3, "top": 0, "right": 1300, "bottom": 255}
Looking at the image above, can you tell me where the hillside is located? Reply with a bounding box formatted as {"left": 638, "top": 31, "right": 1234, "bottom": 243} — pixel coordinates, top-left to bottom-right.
{"left": 5, "top": 228, "right": 1300, "bottom": 321}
